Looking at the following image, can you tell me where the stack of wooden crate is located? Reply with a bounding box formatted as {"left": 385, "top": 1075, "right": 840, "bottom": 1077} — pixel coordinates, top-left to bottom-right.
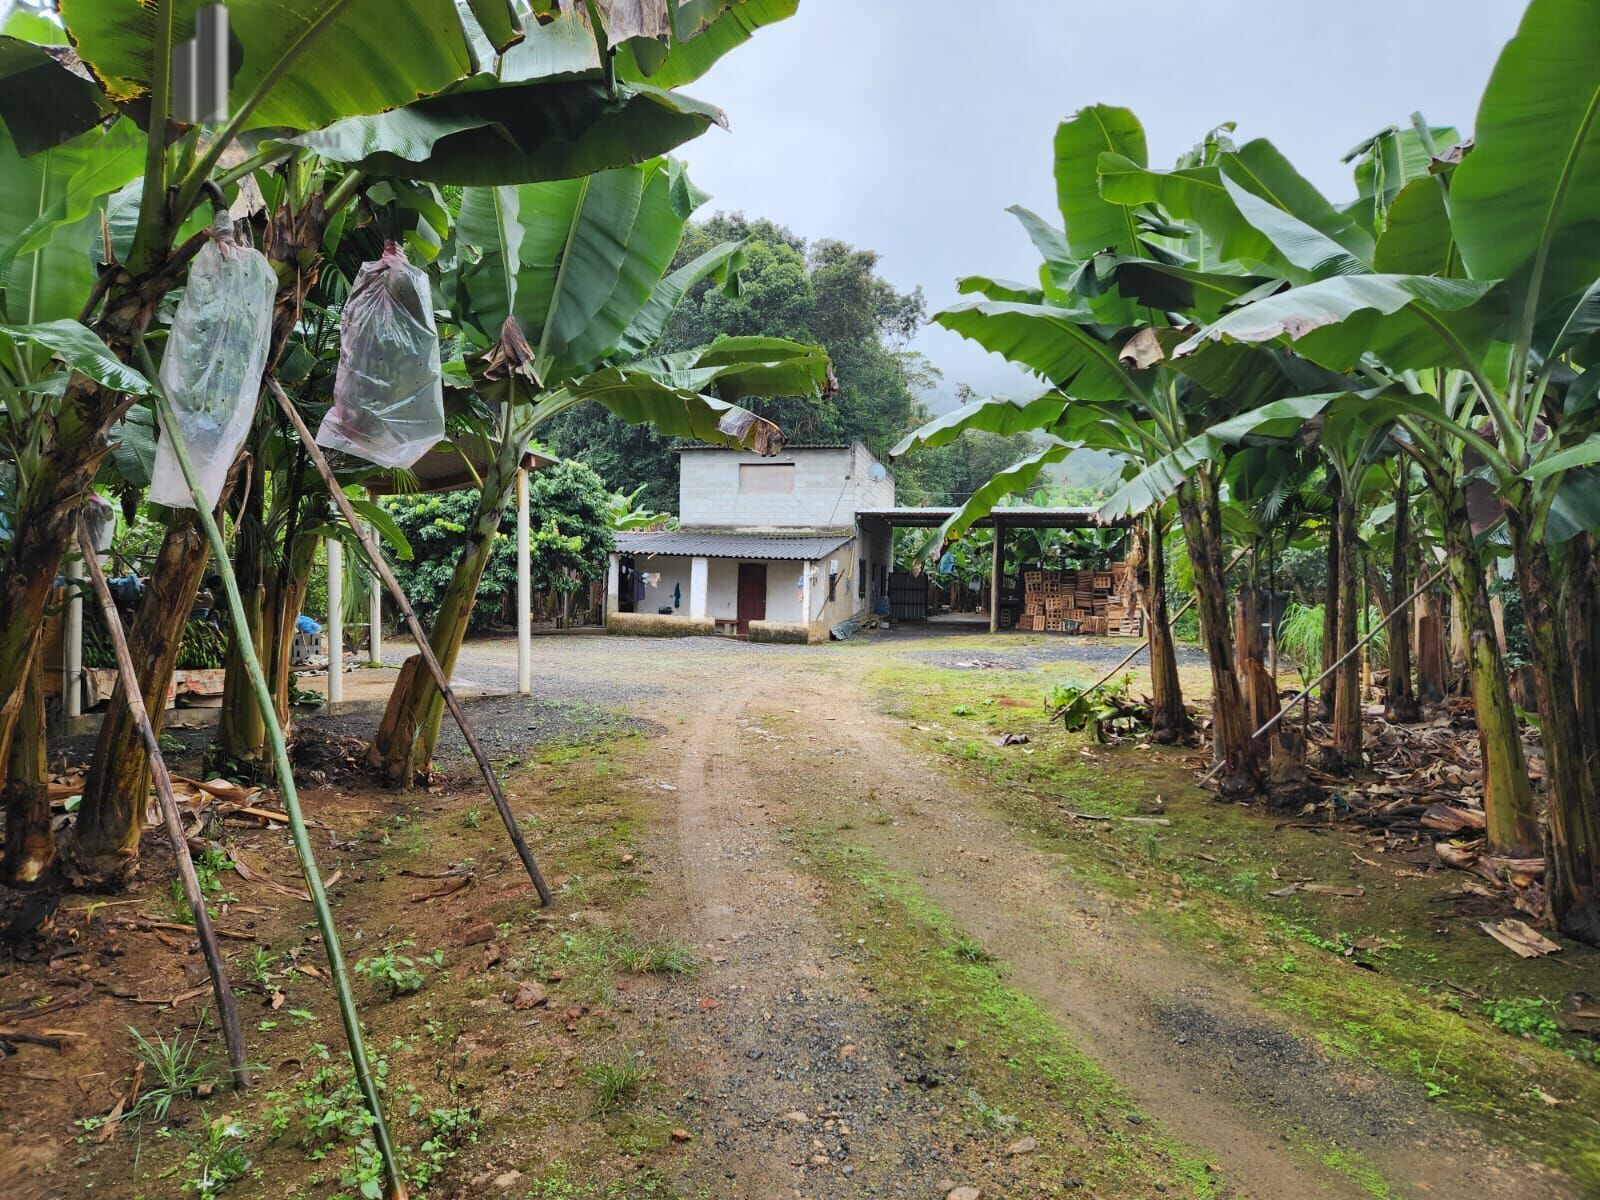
{"left": 1018, "top": 564, "right": 1143, "bottom": 636}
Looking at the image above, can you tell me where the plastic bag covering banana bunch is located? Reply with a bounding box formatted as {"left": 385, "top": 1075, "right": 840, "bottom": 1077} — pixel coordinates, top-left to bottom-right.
{"left": 149, "top": 213, "right": 276, "bottom": 509}
{"left": 316, "top": 242, "right": 444, "bottom": 469}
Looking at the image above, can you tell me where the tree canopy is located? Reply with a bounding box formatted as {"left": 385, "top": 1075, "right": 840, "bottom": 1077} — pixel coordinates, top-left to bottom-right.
{"left": 543, "top": 213, "right": 955, "bottom": 510}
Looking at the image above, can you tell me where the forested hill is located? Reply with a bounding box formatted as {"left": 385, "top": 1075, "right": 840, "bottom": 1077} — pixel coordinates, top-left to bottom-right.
{"left": 540, "top": 214, "right": 1034, "bottom": 513}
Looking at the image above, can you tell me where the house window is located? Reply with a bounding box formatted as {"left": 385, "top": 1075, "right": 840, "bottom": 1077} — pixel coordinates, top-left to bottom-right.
{"left": 858, "top": 559, "right": 867, "bottom": 599}
{"left": 738, "top": 463, "right": 795, "bottom": 494}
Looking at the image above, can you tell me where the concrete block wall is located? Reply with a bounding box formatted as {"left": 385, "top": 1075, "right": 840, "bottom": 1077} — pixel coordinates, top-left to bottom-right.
{"left": 679, "top": 442, "right": 896, "bottom": 529}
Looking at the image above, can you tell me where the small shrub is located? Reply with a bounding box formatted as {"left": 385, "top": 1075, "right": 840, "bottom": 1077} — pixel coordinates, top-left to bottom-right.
{"left": 586, "top": 1054, "right": 648, "bottom": 1114}
{"left": 127, "top": 1024, "right": 221, "bottom": 1123}
{"left": 181, "top": 1115, "right": 252, "bottom": 1198}
{"left": 951, "top": 935, "right": 995, "bottom": 964}
{"left": 353, "top": 941, "right": 433, "bottom": 998}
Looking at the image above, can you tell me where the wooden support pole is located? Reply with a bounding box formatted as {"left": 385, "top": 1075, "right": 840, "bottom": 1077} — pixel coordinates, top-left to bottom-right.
{"left": 266, "top": 379, "right": 552, "bottom": 905}
{"left": 989, "top": 522, "right": 1003, "bottom": 634}
{"left": 75, "top": 523, "right": 250, "bottom": 1089}
{"left": 326, "top": 537, "right": 343, "bottom": 703}
{"left": 516, "top": 467, "right": 530, "bottom": 692}
{"left": 142, "top": 349, "right": 406, "bottom": 1199}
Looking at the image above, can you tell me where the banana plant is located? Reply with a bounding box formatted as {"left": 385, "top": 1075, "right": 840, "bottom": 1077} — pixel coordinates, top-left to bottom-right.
{"left": 1133, "top": 0, "right": 1600, "bottom": 937}
{"left": 368, "top": 158, "right": 833, "bottom": 782}
{"left": 0, "top": 0, "right": 803, "bottom": 850}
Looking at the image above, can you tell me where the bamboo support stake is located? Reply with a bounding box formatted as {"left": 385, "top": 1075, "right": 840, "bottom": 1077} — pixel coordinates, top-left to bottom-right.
{"left": 138, "top": 348, "right": 407, "bottom": 1200}
{"left": 266, "top": 378, "right": 553, "bottom": 905}
{"left": 75, "top": 524, "right": 250, "bottom": 1089}
{"left": 1198, "top": 565, "right": 1449, "bottom": 786}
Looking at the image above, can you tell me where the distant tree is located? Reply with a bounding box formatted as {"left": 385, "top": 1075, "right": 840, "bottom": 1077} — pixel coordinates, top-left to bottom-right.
{"left": 381, "top": 460, "right": 614, "bottom": 632}
{"left": 543, "top": 215, "right": 932, "bottom": 512}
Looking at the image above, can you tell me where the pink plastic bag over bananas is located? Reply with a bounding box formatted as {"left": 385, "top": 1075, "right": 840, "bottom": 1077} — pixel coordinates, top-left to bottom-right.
{"left": 149, "top": 214, "right": 276, "bottom": 510}
{"left": 316, "top": 242, "right": 445, "bottom": 469}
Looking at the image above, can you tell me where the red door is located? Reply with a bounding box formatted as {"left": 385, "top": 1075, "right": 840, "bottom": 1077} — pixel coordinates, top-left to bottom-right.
{"left": 736, "top": 563, "right": 767, "bottom": 635}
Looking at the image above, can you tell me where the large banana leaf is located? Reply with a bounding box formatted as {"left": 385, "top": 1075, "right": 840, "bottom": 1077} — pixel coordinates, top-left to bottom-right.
{"left": 502, "top": 1, "right": 798, "bottom": 88}
{"left": 1343, "top": 123, "right": 1459, "bottom": 232}
{"left": 1452, "top": 0, "right": 1600, "bottom": 284}
{"left": 890, "top": 391, "right": 1069, "bottom": 457}
{"left": 576, "top": 335, "right": 830, "bottom": 411}
{"left": 1056, "top": 106, "right": 1146, "bottom": 261}
{"left": 1093, "top": 255, "right": 1275, "bottom": 323}
{"left": 1372, "top": 178, "right": 1457, "bottom": 276}
{"left": 552, "top": 374, "right": 782, "bottom": 454}
{"left": 1220, "top": 174, "right": 1368, "bottom": 280}
{"left": 612, "top": 237, "right": 745, "bottom": 360}
{"left": 0, "top": 121, "right": 142, "bottom": 323}
{"left": 448, "top": 159, "right": 705, "bottom": 380}
{"left": 0, "top": 318, "right": 152, "bottom": 393}
{"left": 931, "top": 300, "right": 1142, "bottom": 403}
{"left": 935, "top": 438, "right": 1080, "bottom": 547}
{"left": 283, "top": 79, "right": 725, "bottom": 186}
{"left": 632, "top": 335, "right": 831, "bottom": 403}
{"left": 1005, "top": 205, "right": 1074, "bottom": 298}
{"left": 1098, "top": 138, "right": 1372, "bottom": 280}
{"left": 0, "top": 24, "right": 113, "bottom": 155}
{"left": 59, "top": 0, "right": 473, "bottom": 132}
{"left": 1176, "top": 274, "right": 1500, "bottom": 373}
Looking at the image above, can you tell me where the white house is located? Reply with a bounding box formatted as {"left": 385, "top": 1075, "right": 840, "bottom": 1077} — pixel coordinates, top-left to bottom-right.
{"left": 608, "top": 442, "right": 896, "bottom": 639}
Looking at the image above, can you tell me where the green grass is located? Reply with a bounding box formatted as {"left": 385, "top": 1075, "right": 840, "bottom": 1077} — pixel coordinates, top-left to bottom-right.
{"left": 866, "top": 656, "right": 1600, "bottom": 1191}
{"left": 792, "top": 829, "right": 1228, "bottom": 1199}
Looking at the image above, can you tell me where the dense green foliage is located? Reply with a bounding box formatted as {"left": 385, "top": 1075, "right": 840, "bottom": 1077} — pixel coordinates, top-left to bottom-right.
{"left": 380, "top": 461, "right": 614, "bottom": 631}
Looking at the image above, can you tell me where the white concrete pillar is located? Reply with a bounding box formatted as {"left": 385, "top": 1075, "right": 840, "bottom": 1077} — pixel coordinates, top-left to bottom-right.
{"left": 326, "top": 538, "right": 343, "bottom": 703}
{"left": 802, "top": 560, "right": 814, "bottom": 624}
{"left": 605, "top": 553, "right": 621, "bottom": 618}
{"left": 688, "top": 556, "right": 709, "bottom": 619}
{"left": 367, "top": 523, "right": 383, "bottom": 665}
{"left": 63, "top": 554, "right": 84, "bottom": 719}
{"left": 516, "top": 467, "right": 531, "bottom": 694}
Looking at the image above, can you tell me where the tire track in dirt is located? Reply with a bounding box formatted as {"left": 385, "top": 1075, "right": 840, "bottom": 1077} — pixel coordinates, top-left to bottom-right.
{"left": 742, "top": 669, "right": 1576, "bottom": 1200}
{"left": 650, "top": 674, "right": 968, "bottom": 1198}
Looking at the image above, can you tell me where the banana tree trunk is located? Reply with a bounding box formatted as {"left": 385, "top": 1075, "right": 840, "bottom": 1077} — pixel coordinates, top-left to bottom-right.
{"left": 265, "top": 532, "right": 319, "bottom": 726}
{"left": 1564, "top": 533, "right": 1600, "bottom": 797}
{"left": 1175, "top": 474, "right": 1257, "bottom": 794}
{"left": 1385, "top": 470, "right": 1420, "bottom": 723}
{"left": 1, "top": 655, "right": 51, "bottom": 884}
{"left": 1505, "top": 508, "right": 1600, "bottom": 944}
{"left": 1330, "top": 486, "right": 1363, "bottom": 771}
{"left": 0, "top": 246, "right": 191, "bottom": 775}
{"left": 369, "top": 447, "right": 518, "bottom": 783}
{"left": 1319, "top": 481, "right": 1341, "bottom": 723}
{"left": 215, "top": 462, "right": 269, "bottom": 776}
{"left": 1441, "top": 500, "right": 1540, "bottom": 859}
{"left": 66, "top": 499, "right": 225, "bottom": 888}
{"left": 1132, "top": 514, "right": 1191, "bottom": 744}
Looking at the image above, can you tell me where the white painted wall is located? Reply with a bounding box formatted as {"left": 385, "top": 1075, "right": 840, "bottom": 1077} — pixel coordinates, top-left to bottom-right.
{"left": 679, "top": 442, "right": 896, "bottom": 528}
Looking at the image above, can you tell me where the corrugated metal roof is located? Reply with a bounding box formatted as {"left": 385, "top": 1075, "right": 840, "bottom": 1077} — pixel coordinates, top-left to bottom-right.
{"left": 615, "top": 530, "right": 853, "bottom": 560}
{"left": 855, "top": 506, "right": 1121, "bottom": 529}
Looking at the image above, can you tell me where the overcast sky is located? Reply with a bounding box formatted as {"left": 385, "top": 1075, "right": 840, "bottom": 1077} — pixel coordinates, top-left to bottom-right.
{"left": 674, "top": 0, "right": 1524, "bottom": 409}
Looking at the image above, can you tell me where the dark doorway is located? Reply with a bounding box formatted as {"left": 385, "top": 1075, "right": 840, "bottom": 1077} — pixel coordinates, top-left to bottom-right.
{"left": 736, "top": 563, "right": 767, "bottom": 635}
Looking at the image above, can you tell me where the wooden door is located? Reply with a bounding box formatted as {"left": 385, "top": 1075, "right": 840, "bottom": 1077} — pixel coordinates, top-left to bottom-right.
{"left": 736, "top": 563, "right": 767, "bottom": 635}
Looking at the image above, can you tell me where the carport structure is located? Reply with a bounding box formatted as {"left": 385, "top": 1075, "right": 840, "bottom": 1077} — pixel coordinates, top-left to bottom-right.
{"left": 853, "top": 506, "right": 1132, "bottom": 633}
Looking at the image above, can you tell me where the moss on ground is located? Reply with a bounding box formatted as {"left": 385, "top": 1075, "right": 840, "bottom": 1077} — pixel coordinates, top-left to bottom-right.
{"left": 867, "top": 653, "right": 1600, "bottom": 1191}
{"left": 792, "top": 827, "right": 1230, "bottom": 1199}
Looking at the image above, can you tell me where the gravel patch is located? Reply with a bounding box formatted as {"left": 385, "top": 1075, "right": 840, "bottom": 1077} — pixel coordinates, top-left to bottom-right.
{"left": 908, "top": 638, "right": 1208, "bottom": 673}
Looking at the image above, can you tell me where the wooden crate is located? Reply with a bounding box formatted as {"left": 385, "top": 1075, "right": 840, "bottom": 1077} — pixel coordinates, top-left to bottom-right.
{"left": 1044, "top": 617, "right": 1066, "bottom": 633}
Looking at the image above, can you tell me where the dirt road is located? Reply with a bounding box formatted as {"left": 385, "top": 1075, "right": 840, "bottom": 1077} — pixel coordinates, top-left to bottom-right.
{"left": 554, "top": 630, "right": 1576, "bottom": 1200}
